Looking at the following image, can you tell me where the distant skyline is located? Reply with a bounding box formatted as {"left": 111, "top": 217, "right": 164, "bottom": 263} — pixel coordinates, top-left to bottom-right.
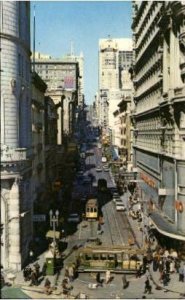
{"left": 31, "top": 1, "right": 132, "bottom": 104}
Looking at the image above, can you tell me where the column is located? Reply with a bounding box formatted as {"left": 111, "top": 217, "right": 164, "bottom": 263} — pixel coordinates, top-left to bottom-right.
{"left": 8, "top": 178, "right": 21, "bottom": 271}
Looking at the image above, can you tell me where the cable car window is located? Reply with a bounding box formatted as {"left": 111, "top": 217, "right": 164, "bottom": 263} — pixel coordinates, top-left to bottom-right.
{"left": 94, "top": 208, "right": 97, "bottom": 212}
{"left": 108, "top": 255, "right": 115, "bottom": 260}
{"left": 101, "top": 254, "right": 107, "bottom": 260}
{"left": 85, "top": 254, "right": 91, "bottom": 260}
{"left": 93, "top": 254, "right": 99, "bottom": 260}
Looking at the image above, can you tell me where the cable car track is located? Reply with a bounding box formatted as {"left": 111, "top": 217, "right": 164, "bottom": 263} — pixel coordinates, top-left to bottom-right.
{"left": 103, "top": 201, "right": 124, "bottom": 246}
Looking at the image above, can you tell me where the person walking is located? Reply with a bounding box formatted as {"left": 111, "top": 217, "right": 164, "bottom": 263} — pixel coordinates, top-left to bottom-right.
{"left": 179, "top": 263, "right": 184, "bottom": 282}
{"left": 122, "top": 274, "right": 128, "bottom": 289}
{"left": 44, "top": 278, "right": 52, "bottom": 295}
{"left": 30, "top": 270, "right": 37, "bottom": 286}
{"left": 144, "top": 277, "right": 152, "bottom": 294}
{"left": 34, "top": 262, "right": 40, "bottom": 279}
{"left": 105, "top": 270, "right": 111, "bottom": 284}
{"left": 68, "top": 265, "right": 74, "bottom": 282}
{"left": 42, "top": 262, "right": 47, "bottom": 277}
{"left": 96, "top": 272, "right": 103, "bottom": 287}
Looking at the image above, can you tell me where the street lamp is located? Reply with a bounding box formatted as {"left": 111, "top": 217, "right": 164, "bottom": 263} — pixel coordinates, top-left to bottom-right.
{"left": 49, "top": 209, "right": 59, "bottom": 250}
{"left": 8, "top": 211, "right": 30, "bottom": 223}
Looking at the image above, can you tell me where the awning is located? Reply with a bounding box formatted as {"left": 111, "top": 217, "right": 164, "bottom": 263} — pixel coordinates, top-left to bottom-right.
{"left": 149, "top": 211, "right": 185, "bottom": 241}
{"left": 46, "top": 230, "right": 60, "bottom": 239}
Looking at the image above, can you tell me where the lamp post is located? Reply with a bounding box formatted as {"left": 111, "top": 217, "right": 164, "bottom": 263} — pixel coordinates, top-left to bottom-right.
{"left": 49, "top": 209, "right": 59, "bottom": 250}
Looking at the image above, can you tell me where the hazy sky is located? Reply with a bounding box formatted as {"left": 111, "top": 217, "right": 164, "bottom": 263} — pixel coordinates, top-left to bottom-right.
{"left": 31, "top": 1, "right": 132, "bottom": 104}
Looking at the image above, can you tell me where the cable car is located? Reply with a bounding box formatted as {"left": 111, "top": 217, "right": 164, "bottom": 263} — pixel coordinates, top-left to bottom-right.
{"left": 85, "top": 199, "right": 98, "bottom": 220}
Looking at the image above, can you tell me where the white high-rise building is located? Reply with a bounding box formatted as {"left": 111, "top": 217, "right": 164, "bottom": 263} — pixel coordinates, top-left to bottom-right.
{"left": 98, "top": 38, "right": 132, "bottom": 129}
{"left": 1, "top": 2, "right": 32, "bottom": 271}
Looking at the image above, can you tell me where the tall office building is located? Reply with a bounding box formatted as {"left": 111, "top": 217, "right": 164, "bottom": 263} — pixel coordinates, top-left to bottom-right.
{"left": 98, "top": 38, "right": 132, "bottom": 129}
{"left": 34, "top": 53, "right": 83, "bottom": 144}
{"left": 1, "top": 2, "right": 32, "bottom": 270}
{"left": 132, "top": 1, "right": 185, "bottom": 246}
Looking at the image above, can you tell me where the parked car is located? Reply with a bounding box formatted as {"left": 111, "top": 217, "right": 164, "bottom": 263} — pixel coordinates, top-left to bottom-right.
{"left": 116, "top": 203, "right": 126, "bottom": 211}
{"left": 67, "top": 213, "right": 80, "bottom": 223}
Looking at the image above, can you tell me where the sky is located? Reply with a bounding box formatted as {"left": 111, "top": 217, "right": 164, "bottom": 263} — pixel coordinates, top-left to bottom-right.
{"left": 31, "top": 1, "right": 132, "bottom": 104}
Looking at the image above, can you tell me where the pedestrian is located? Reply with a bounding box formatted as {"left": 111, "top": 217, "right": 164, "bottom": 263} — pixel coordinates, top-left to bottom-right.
{"left": 30, "top": 270, "right": 37, "bottom": 286}
{"left": 44, "top": 278, "right": 52, "bottom": 295}
{"left": 183, "top": 263, "right": 185, "bottom": 282}
{"left": 169, "top": 259, "right": 175, "bottom": 273}
{"left": 97, "top": 223, "right": 101, "bottom": 235}
{"left": 105, "top": 270, "right": 111, "bottom": 284}
{"left": 178, "top": 263, "right": 184, "bottom": 282}
{"left": 62, "top": 279, "right": 71, "bottom": 296}
{"left": 144, "top": 277, "right": 152, "bottom": 294}
{"left": 68, "top": 265, "right": 74, "bottom": 282}
{"left": 165, "top": 258, "right": 170, "bottom": 273}
{"left": 96, "top": 272, "right": 103, "bottom": 287}
{"left": 42, "top": 262, "right": 47, "bottom": 277}
{"left": 122, "top": 274, "right": 128, "bottom": 289}
{"left": 162, "top": 271, "right": 169, "bottom": 287}
{"left": 34, "top": 262, "right": 40, "bottom": 278}
{"left": 23, "top": 267, "right": 28, "bottom": 281}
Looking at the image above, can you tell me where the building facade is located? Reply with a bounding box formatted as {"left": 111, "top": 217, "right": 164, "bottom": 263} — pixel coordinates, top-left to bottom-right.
{"left": 114, "top": 96, "right": 133, "bottom": 171}
{"left": 44, "top": 96, "right": 58, "bottom": 185}
{"left": 98, "top": 38, "right": 133, "bottom": 129}
{"left": 31, "top": 72, "right": 47, "bottom": 220}
{"left": 1, "top": 2, "right": 33, "bottom": 270}
{"left": 34, "top": 53, "right": 82, "bottom": 145}
{"left": 132, "top": 1, "right": 185, "bottom": 246}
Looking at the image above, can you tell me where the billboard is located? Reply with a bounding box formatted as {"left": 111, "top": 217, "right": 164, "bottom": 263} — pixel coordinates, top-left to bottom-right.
{"left": 64, "top": 76, "right": 75, "bottom": 89}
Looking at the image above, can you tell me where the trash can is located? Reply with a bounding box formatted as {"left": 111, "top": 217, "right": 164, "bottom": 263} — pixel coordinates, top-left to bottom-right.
{"left": 45, "top": 250, "right": 55, "bottom": 275}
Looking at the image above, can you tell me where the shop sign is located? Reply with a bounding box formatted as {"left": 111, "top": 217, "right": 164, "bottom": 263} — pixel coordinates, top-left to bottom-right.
{"left": 140, "top": 172, "right": 156, "bottom": 189}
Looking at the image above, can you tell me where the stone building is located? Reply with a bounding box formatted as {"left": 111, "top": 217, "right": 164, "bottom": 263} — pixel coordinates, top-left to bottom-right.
{"left": 132, "top": 1, "right": 185, "bottom": 246}
{"left": 34, "top": 53, "right": 82, "bottom": 145}
{"left": 44, "top": 96, "right": 58, "bottom": 185}
{"left": 1, "top": 2, "right": 32, "bottom": 270}
{"left": 114, "top": 96, "right": 133, "bottom": 171}
{"left": 31, "top": 72, "right": 47, "bottom": 219}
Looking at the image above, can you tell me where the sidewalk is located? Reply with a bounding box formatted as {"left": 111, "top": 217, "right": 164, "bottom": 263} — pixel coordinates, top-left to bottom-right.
{"left": 123, "top": 193, "right": 185, "bottom": 297}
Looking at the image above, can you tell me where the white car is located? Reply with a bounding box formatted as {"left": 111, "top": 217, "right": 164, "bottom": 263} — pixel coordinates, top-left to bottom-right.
{"left": 96, "top": 166, "right": 102, "bottom": 172}
{"left": 103, "top": 165, "right": 109, "bottom": 172}
{"left": 116, "top": 204, "right": 126, "bottom": 211}
{"left": 102, "top": 157, "right": 107, "bottom": 163}
{"left": 113, "top": 197, "right": 121, "bottom": 203}
{"left": 67, "top": 213, "right": 80, "bottom": 223}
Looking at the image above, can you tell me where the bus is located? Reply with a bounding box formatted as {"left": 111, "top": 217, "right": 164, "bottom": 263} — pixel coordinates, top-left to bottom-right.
{"left": 85, "top": 199, "right": 98, "bottom": 220}
{"left": 75, "top": 246, "right": 145, "bottom": 274}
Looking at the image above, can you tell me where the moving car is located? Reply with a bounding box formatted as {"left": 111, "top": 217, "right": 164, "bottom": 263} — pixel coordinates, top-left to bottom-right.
{"left": 96, "top": 166, "right": 102, "bottom": 172}
{"left": 101, "top": 157, "right": 107, "bottom": 163}
{"left": 103, "top": 164, "right": 109, "bottom": 172}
